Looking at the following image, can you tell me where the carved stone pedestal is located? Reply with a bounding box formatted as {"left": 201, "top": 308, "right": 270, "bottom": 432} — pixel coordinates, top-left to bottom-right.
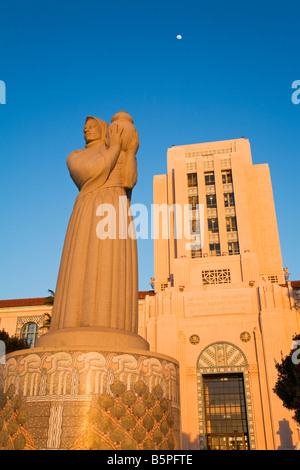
{"left": 0, "top": 347, "right": 181, "bottom": 450}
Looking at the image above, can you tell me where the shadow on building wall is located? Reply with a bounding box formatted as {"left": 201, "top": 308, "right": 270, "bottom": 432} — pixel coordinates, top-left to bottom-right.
{"left": 277, "top": 419, "right": 295, "bottom": 450}
{"left": 181, "top": 434, "right": 200, "bottom": 450}
{"left": 182, "top": 421, "right": 297, "bottom": 451}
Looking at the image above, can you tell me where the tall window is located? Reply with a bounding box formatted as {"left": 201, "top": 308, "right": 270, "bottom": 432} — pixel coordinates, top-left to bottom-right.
{"left": 228, "top": 241, "right": 240, "bottom": 255}
{"left": 191, "top": 247, "right": 202, "bottom": 258}
{"left": 209, "top": 243, "right": 221, "bottom": 256}
{"left": 187, "top": 173, "right": 198, "bottom": 188}
{"left": 208, "top": 218, "right": 219, "bottom": 234}
{"left": 222, "top": 170, "right": 232, "bottom": 184}
{"left": 188, "top": 195, "right": 198, "bottom": 210}
{"left": 21, "top": 322, "right": 39, "bottom": 348}
{"left": 191, "top": 218, "right": 200, "bottom": 234}
{"left": 203, "top": 374, "right": 249, "bottom": 450}
{"left": 206, "top": 194, "right": 217, "bottom": 208}
{"left": 205, "top": 172, "right": 215, "bottom": 185}
{"left": 224, "top": 193, "right": 235, "bottom": 207}
{"left": 226, "top": 217, "right": 237, "bottom": 232}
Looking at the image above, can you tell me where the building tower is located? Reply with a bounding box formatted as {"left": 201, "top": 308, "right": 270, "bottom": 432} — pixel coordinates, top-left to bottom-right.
{"left": 139, "top": 138, "right": 300, "bottom": 450}
{"left": 154, "top": 138, "right": 285, "bottom": 291}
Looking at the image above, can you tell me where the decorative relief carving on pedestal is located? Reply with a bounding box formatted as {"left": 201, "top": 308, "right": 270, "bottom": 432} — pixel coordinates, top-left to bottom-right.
{"left": 0, "top": 350, "right": 180, "bottom": 450}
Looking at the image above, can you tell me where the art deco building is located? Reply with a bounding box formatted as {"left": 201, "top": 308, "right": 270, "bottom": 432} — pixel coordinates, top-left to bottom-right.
{"left": 137, "top": 138, "right": 300, "bottom": 450}
{"left": 0, "top": 138, "right": 299, "bottom": 450}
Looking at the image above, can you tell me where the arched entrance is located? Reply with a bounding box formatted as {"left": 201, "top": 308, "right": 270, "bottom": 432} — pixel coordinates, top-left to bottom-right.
{"left": 196, "top": 341, "right": 255, "bottom": 450}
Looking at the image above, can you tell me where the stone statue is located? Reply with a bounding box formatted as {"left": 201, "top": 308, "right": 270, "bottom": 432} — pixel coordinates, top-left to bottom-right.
{"left": 2, "top": 112, "right": 181, "bottom": 451}
{"left": 36, "top": 112, "right": 149, "bottom": 350}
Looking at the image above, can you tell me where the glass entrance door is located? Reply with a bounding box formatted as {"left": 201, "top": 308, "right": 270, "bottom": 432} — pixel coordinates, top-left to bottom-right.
{"left": 203, "top": 373, "right": 249, "bottom": 450}
{"left": 207, "top": 433, "right": 249, "bottom": 450}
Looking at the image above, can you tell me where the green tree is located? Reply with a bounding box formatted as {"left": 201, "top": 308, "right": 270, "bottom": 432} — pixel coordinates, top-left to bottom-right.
{"left": 41, "top": 289, "right": 54, "bottom": 331}
{"left": 41, "top": 313, "right": 52, "bottom": 332}
{"left": 273, "top": 334, "right": 300, "bottom": 425}
{"left": 44, "top": 289, "right": 55, "bottom": 306}
{"left": 0, "top": 329, "right": 30, "bottom": 355}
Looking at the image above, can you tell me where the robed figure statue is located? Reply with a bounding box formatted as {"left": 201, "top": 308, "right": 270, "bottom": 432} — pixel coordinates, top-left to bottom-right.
{"left": 36, "top": 112, "right": 149, "bottom": 350}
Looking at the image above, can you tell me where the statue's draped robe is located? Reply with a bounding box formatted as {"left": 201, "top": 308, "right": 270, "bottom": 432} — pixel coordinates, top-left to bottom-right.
{"left": 50, "top": 142, "right": 138, "bottom": 334}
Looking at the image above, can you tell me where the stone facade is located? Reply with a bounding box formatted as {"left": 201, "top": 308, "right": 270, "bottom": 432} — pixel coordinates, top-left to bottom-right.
{"left": 144, "top": 138, "right": 300, "bottom": 450}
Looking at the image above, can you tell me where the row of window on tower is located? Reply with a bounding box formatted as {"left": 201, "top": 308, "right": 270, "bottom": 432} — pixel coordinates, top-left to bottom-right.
{"left": 187, "top": 169, "right": 240, "bottom": 258}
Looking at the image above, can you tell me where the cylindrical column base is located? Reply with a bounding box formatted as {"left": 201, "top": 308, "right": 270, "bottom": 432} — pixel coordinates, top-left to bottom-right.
{"left": 35, "top": 327, "right": 150, "bottom": 351}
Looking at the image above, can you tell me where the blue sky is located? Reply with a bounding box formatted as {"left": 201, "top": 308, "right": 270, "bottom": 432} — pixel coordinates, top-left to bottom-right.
{"left": 0, "top": 0, "right": 299, "bottom": 299}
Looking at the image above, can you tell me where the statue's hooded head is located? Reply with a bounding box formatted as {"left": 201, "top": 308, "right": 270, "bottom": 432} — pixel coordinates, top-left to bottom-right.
{"left": 84, "top": 116, "right": 108, "bottom": 147}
